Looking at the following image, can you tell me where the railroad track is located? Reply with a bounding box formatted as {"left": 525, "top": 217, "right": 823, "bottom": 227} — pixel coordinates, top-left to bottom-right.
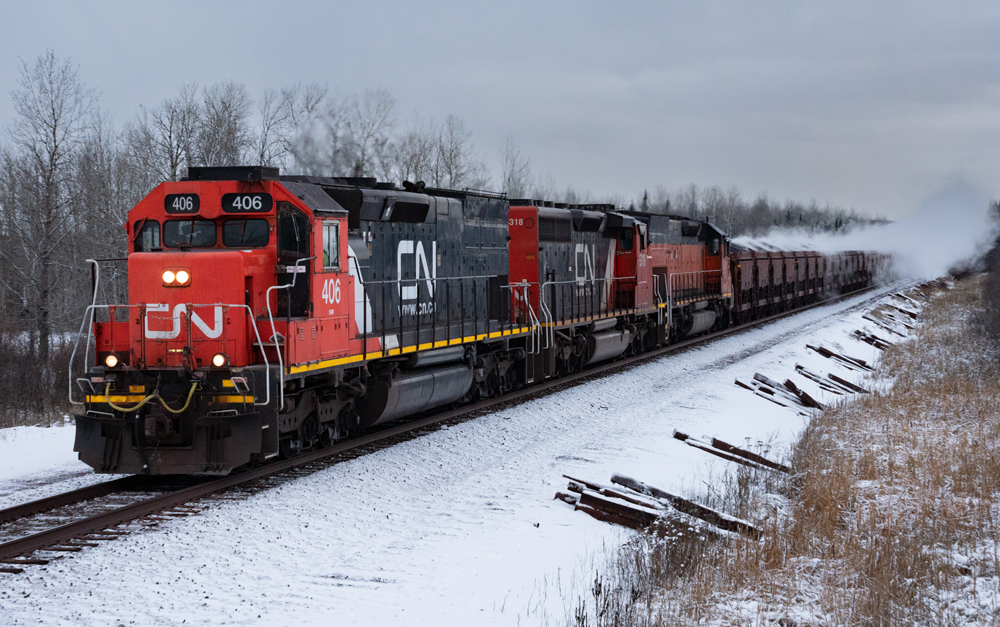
{"left": 0, "top": 284, "right": 899, "bottom": 574}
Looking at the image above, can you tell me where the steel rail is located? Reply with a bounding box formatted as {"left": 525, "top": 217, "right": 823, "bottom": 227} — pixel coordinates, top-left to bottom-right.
{"left": 0, "top": 283, "right": 893, "bottom": 566}
{"left": 0, "top": 476, "right": 146, "bottom": 525}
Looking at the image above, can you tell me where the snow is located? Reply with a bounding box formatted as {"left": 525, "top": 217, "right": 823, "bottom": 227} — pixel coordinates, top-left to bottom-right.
{"left": 0, "top": 285, "right": 902, "bottom": 625}
{"left": 0, "top": 423, "right": 117, "bottom": 511}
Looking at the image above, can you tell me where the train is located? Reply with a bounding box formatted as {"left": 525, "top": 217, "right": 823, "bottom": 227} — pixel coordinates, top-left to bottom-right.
{"left": 69, "top": 166, "right": 886, "bottom": 475}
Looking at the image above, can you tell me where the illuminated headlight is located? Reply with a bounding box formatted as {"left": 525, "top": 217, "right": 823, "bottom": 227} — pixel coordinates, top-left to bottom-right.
{"left": 163, "top": 268, "right": 191, "bottom": 287}
{"left": 211, "top": 353, "right": 228, "bottom": 368}
{"left": 104, "top": 354, "right": 119, "bottom": 368}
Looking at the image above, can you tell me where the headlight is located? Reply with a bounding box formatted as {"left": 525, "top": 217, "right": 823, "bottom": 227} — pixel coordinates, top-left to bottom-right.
{"left": 104, "top": 354, "right": 119, "bottom": 368}
{"left": 162, "top": 268, "right": 191, "bottom": 287}
{"left": 211, "top": 353, "right": 228, "bottom": 368}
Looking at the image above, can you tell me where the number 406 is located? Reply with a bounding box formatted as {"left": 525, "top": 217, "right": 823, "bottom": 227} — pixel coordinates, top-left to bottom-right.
{"left": 321, "top": 278, "right": 341, "bottom": 304}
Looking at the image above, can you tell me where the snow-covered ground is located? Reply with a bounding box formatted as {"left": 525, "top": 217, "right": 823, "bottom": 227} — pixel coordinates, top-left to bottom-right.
{"left": 0, "top": 423, "right": 119, "bottom": 511}
{"left": 0, "top": 286, "right": 901, "bottom": 626}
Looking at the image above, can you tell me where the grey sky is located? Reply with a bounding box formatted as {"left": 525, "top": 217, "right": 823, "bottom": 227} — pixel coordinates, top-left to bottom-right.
{"left": 3, "top": 1, "right": 999, "bottom": 218}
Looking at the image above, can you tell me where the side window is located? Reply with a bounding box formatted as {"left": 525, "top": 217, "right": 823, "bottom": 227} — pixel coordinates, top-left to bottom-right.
{"left": 323, "top": 221, "right": 340, "bottom": 270}
{"left": 133, "top": 220, "right": 160, "bottom": 252}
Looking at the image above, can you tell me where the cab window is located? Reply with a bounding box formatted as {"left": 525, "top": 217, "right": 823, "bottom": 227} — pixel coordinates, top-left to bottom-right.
{"left": 133, "top": 219, "right": 160, "bottom": 252}
{"left": 223, "top": 219, "right": 269, "bottom": 248}
{"left": 322, "top": 221, "right": 340, "bottom": 270}
{"left": 276, "top": 202, "right": 309, "bottom": 262}
{"left": 164, "top": 220, "right": 216, "bottom": 248}
{"left": 619, "top": 228, "right": 634, "bottom": 251}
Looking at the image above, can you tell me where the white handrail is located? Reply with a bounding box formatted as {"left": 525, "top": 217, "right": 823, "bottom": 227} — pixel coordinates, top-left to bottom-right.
{"left": 265, "top": 256, "right": 315, "bottom": 412}
{"left": 666, "top": 269, "right": 723, "bottom": 332}
{"left": 68, "top": 259, "right": 101, "bottom": 406}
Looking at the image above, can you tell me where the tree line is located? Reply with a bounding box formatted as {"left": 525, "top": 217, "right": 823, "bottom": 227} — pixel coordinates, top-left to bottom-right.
{"left": 0, "top": 51, "right": 884, "bottom": 423}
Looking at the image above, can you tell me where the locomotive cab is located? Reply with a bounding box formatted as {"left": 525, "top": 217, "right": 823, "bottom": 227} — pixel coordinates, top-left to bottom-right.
{"left": 74, "top": 167, "right": 357, "bottom": 474}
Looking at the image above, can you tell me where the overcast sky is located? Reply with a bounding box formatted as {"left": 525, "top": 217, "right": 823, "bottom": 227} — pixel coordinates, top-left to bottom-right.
{"left": 3, "top": 1, "right": 1000, "bottom": 219}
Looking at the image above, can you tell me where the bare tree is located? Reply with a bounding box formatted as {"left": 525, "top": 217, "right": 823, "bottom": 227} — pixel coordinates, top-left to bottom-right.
{"left": 125, "top": 84, "right": 201, "bottom": 182}
{"left": 700, "top": 185, "right": 727, "bottom": 225}
{"left": 345, "top": 88, "right": 396, "bottom": 177}
{"left": 197, "top": 81, "right": 252, "bottom": 166}
{"left": 432, "top": 114, "right": 494, "bottom": 189}
{"left": 287, "top": 90, "right": 353, "bottom": 176}
{"left": 72, "top": 116, "right": 148, "bottom": 304}
{"left": 2, "top": 51, "right": 96, "bottom": 365}
{"left": 500, "top": 133, "right": 532, "bottom": 197}
{"left": 386, "top": 116, "right": 437, "bottom": 184}
{"left": 271, "top": 83, "right": 327, "bottom": 172}
{"left": 251, "top": 88, "right": 290, "bottom": 168}
{"left": 530, "top": 172, "right": 558, "bottom": 201}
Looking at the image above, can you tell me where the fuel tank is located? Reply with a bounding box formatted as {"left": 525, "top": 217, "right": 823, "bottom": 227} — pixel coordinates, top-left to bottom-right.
{"left": 356, "top": 364, "right": 474, "bottom": 427}
{"left": 683, "top": 310, "right": 716, "bottom": 337}
{"left": 584, "top": 329, "right": 632, "bottom": 366}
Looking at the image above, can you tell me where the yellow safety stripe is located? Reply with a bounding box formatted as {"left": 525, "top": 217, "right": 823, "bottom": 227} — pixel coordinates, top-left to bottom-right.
{"left": 286, "top": 326, "right": 532, "bottom": 375}
{"left": 214, "top": 395, "right": 255, "bottom": 403}
{"left": 87, "top": 394, "right": 254, "bottom": 404}
{"left": 88, "top": 395, "right": 147, "bottom": 404}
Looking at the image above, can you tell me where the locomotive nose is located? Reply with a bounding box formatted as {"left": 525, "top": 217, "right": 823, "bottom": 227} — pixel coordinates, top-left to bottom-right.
{"left": 129, "top": 251, "right": 249, "bottom": 370}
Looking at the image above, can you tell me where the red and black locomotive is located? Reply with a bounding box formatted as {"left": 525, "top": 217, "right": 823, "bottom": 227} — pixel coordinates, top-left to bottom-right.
{"left": 70, "top": 167, "right": 884, "bottom": 475}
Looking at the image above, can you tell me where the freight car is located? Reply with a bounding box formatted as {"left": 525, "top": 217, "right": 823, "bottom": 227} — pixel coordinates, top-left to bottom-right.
{"left": 69, "top": 167, "right": 883, "bottom": 475}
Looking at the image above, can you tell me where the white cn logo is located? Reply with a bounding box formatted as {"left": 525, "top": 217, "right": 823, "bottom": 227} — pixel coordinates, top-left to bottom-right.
{"left": 144, "top": 304, "right": 223, "bottom": 340}
{"left": 575, "top": 243, "right": 596, "bottom": 287}
{"left": 396, "top": 240, "right": 437, "bottom": 301}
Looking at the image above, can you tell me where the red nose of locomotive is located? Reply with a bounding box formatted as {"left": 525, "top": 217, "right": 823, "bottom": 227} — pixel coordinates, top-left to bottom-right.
{"left": 129, "top": 251, "right": 251, "bottom": 370}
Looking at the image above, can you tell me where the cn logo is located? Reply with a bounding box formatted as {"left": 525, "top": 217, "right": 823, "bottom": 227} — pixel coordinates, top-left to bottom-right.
{"left": 144, "top": 304, "right": 223, "bottom": 340}
{"left": 575, "top": 243, "right": 596, "bottom": 287}
{"left": 396, "top": 240, "right": 437, "bottom": 301}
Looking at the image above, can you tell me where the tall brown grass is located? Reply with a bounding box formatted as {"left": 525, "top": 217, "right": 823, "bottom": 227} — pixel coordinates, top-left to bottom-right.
{"left": 570, "top": 277, "right": 1000, "bottom": 626}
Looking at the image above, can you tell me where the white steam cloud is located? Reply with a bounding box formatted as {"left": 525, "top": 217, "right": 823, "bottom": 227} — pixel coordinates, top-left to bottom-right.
{"left": 732, "top": 177, "right": 997, "bottom": 280}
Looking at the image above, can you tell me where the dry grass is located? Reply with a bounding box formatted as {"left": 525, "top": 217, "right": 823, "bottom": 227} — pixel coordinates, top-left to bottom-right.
{"left": 570, "top": 277, "right": 1000, "bottom": 626}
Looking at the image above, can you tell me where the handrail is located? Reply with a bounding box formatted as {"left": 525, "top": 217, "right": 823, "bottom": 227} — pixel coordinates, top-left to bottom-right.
{"left": 265, "top": 256, "right": 314, "bottom": 412}
{"left": 537, "top": 275, "right": 638, "bottom": 346}
{"left": 68, "top": 259, "right": 102, "bottom": 406}
{"left": 342, "top": 266, "right": 539, "bottom": 352}
{"left": 514, "top": 281, "right": 541, "bottom": 355}
{"left": 652, "top": 274, "right": 664, "bottom": 326}
{"left": 666, "top": 269, "right": 723, "bottom": 331}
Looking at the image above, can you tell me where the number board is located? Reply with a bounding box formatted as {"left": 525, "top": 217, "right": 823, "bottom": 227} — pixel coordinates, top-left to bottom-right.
{"left": 165, "top": 194, "right": 200, "bottom": 214}
{"left": 222, "top": 193, "right": 273, "bottom": 213}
